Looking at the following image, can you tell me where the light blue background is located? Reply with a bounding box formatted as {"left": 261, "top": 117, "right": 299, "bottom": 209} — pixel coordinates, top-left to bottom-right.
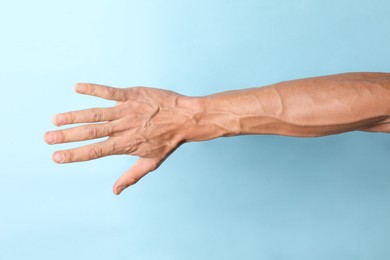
{"left": 0, "top": 0, "right": 389, "bottom": 259}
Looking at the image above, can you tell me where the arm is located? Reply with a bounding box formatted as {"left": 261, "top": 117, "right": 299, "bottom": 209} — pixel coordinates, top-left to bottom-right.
{"left": 190, "top": 72, "right": 390, "bottom": 139}
{"left": 44, "top": 72, "right": 390, "bottom": 195}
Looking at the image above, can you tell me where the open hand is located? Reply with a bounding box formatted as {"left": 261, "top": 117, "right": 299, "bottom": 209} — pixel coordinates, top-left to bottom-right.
{"left": 45, "top": 83, "right": 198, "bottom": 195}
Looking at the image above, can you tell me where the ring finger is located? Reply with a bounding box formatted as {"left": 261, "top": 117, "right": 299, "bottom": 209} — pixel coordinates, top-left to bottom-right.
{"left": 45, "top": 122, "right": 116, "bottom": 144}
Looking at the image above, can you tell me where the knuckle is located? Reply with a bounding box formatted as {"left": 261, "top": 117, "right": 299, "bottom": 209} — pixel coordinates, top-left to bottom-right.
{"left": 86, "top": 126, "right": 99, "bottom": 138}
{"left": 92, "top": 109, "right": 104, "bottom": 121}
{"left": 107, "top": 87, "right": 117, "bottom": 98}
{"left": 106, "top": 124, "right": 114, "bottom": 135}
{"left": 109, "top": 137, "right": 126, "bottom": 154}
{"left": 65, "top": 150, "right": 74, "bottom": 162}
{"left": 150, "top": 160, "right": 160, "bottom": 171}
{"left": 56, "top": 130, "right": 65, "bottom": 143}
{"left": 89, "top": 84, "right": 96, "bottom": 94}
{"left": 88, "top": 146, "right": 103, "bottom": 159}
{"left": 124, "top": 141, "right": 137, "bottom": 154}
{"left": 126, "top": 176, "right": 139, "bottom": 186}
{"left": 109, "top": 141, "right": 117, "bottom": 154}
{"left": 68, "top": 112, "right": 76, "bottom": 124}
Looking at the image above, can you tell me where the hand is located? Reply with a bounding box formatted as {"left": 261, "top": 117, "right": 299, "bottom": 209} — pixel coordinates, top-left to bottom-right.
{"left": 44, "top": 83, "right": 199, "bottom": 195}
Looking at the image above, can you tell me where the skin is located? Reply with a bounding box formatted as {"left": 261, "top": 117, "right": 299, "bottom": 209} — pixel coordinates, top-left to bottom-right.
{"left": 44, "top": 72, "right": 390, "bottom": 195}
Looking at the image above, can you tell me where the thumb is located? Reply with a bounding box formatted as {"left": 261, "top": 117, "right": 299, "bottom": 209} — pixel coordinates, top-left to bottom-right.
{"left": 113, "top": 157, "right": 159, "bottom": 195}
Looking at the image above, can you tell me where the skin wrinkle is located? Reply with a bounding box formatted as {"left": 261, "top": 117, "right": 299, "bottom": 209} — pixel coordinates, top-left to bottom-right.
{"left": 68, "top": 111, "right": 76, "bottom": 125}
{"left": 125, "top": 137, "right": 144, "bottom": 154}
{"left": 93, "top": 108, "right": 104, "bottom": 122}
{"left": 109, "top": 139, "right": 117, "bottom": 155}
{"left": 105, "top": 123, "right": 114, "bottom": 137}
{"left": 86, "top": 125, "right": 98, "bottom": 139}
{"left": 67, "top": 149, "right": 75, "bottom": 162}
{"left": 57, "top": 130, "right": 65, "bottom": 143}
{"left": 89, "top": 146, "right": 102, "bottom": 159}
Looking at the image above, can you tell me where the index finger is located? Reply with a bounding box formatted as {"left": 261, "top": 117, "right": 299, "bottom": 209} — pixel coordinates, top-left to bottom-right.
{"left": 75, "top": 83, "right": 128, "bottom": 101}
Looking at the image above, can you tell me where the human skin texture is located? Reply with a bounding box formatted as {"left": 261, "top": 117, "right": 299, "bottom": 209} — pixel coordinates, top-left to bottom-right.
{"left": 44, "top": 72, "right": 390, "bottom": 195}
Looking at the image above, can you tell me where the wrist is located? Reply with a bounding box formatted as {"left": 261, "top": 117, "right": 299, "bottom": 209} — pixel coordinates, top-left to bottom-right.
{"left": 180, "top": 87, "right": 283, "bottom": 142}
{"left": 179, "top": 95, "right": 241, "bottom": 142}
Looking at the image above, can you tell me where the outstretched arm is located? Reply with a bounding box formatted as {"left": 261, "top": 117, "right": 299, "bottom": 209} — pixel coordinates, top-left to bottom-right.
{"left": 44, "top": 72, "right": 390, "bottom": 195}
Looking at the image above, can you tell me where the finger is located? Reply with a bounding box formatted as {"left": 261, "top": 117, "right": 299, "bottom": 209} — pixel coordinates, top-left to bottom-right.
{"left": 74, "top": 83, "right": 128, "bottom": 101}
{"left": 113, "top": 157, "right": 160, "bottom": 195}
{"left": 52, "top": 139, "right": 116, "bottom": 163}
{"left": 45, "top": 122, "right": 115, "bottom": 144}
{"left": 52, "top": 107, "right": 119, "bottom": 126}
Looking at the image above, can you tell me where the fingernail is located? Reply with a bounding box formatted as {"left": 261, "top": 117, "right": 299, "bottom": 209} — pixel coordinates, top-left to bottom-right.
{"left": 75, "top": 84, "right": 85, "bottom": 93}
{"left": 53, "top": 152, "right": 65, "bottom": 163}
{"left": 45, "top": 132, "right": 56, "bottom": 144}
{"left": 56, "top": 114, "right": 65, "bottom": 126}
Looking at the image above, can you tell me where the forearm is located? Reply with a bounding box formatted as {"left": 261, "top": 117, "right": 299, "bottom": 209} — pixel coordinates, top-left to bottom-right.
{"left": 184, "top": 72, "right": 390, "bottom": 141}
